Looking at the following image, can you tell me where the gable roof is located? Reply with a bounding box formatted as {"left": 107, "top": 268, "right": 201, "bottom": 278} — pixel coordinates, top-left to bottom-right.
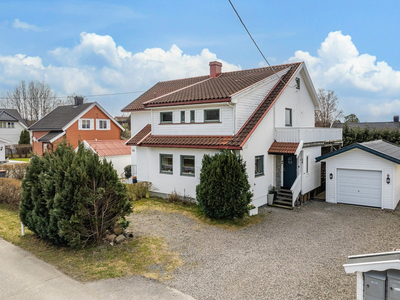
{"left": 0, "top": 109, "right": 28, "bottom": 128}
{"left": 121, "top": 75, "right": 209, "bottom": 112}
{"left": 126, "top": 62, "right": 303, "bottom": 149}
{"left": 316, "top": 140, "right": 400, "bottom": 164}
{"left": 37, "top": 131, "right": 65, "bottom": 143}
{"left": 83, "top": 140, "right": 131, "bottom": 156}
{"left": 29, "top": 102, "right": 124, "bottom": 132}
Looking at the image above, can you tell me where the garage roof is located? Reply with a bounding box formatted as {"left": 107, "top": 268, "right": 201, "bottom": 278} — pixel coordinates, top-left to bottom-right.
{"left": 316, "top": 140, "right": 400, "bottom": 164}
{"left": 344, "top": 250, "right": 400, "bottom": 273}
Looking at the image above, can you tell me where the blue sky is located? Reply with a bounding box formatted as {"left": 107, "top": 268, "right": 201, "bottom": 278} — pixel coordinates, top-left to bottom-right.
{"left": 0, "top": 0, "right": 399, "bottom": 120}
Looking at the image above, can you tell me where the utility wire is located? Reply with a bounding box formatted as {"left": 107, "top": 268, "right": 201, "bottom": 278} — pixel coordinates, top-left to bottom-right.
{"left": 0, "top": 90, "right": 145, "bottom": 100}
{"left": 228, "top": 0, "right": 286, "bottom": 84}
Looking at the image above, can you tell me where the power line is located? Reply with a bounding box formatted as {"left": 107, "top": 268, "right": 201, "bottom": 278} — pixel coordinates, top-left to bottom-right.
{"left": 228, "top": 0, "right": 286, "bottom": 84}
{"left": 0, "top": 90, "right": 145, "bottom": 100}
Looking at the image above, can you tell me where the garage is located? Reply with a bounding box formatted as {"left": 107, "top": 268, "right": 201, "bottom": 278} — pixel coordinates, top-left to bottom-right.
{"left": 316, "top": 140, "right": 400, "bottom": 210}
{"left": 337, "top": 169, "right": 382, "bottom": 207}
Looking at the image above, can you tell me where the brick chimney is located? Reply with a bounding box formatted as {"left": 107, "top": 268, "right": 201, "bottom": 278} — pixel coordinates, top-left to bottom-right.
{"left": 209, "top": 61, "right": 222, "bottom": 78}
{"left": 394, "top": 115, "right": 399, "bottom": 122}
{"left": 74, "top": 96, "right": 84, "bottom": 107}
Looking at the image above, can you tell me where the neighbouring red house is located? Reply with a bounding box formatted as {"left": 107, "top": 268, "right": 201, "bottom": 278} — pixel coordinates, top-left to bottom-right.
{"left": 29, "top": 97, "right": 125, "bottom": 155}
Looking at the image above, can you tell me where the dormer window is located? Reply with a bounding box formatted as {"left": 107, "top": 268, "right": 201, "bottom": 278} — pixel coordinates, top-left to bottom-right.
{"left": 96, "top": 119, "right": 110, "bottom": 130}
{"left": 204, "top": 109, "right": 220, "bottom": 123}
{"left": 160, "top": 112, "right": 173, "bottom": 123}
{"left": 79, "top": 119, "right": 94, "bottom": 130}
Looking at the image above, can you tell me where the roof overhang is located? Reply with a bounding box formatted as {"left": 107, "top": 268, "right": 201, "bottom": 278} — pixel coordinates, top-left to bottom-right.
{"left": 298, "top": 63, "right": 320, "bottom": 110}
{"left": 38, "top": 131, "right": 66, "bottom": 143}
{"left": 316, "top": 143, "right": 400, "bottom": 164}
{"left": 268, "top": 141, "right": 300, "bottom": 155}
{"left": 344, "top": 251, "right": 400, "bottom": 273}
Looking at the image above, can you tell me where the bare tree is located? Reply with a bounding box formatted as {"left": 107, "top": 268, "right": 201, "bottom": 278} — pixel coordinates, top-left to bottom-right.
{"left": 315, "top": 89, "right": 343, "bottom": 127}
{"left": 1, "top": 80, "right": 60, "bottom": 124}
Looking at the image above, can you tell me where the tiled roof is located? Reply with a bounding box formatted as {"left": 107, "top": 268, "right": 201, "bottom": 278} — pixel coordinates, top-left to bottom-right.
{"left": 29, "top": 103, "right": 93, "bottom": 131}
{"left": 126, "top": 124, "right": 152, "bottom": 145}
{"left": 85, "top": 140, "right": 131, "bottom": 156}
{"left": 268, "top": 141, "right": 299, "bottom": 154}
{"left": 38, "top": 131, "right": 65, "bottom": 142}
{"left": 143, "top": 64, "right": 293, "bottom": 108}
{"left": 121, "top": 76, "right": 209, "bottom": 112}
{"left": 0, "top": 109, "right": 27, "bottom": 127}
{"left": 125, "top": 62, "right": 302, "bottom": 150}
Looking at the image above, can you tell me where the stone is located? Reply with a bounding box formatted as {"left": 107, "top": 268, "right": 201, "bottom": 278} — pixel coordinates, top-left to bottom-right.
{"left": 113, "top": 225, "right": 123, "bottom": 235}
{"left": 106, "top": 234, "right": 116, "bottom": 242}
{"left": 115, "top": 234, "right": 126, "bottom": 244}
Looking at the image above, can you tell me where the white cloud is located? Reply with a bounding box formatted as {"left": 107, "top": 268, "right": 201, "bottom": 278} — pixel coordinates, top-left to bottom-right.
{"left": 12, "top": 19, "right": 41, "bottom": 32}
{"left": 367, "top": 100, "right": 400, "bottom": 118}
{"left": 288, "top": 31, "right": 400, "bottom": 95}
{"left": 0, "top": 32, "right": 241, "bottom": 113}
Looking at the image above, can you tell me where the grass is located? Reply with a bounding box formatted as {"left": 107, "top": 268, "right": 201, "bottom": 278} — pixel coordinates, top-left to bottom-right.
{"left": 0, "top": 204, "right": 182, "bottom": 282}
{"left": 134, "top": 197, "right": 264, "bottom": 230}
{"left": 9, "top": 158, "right": 30, "bottom": 162}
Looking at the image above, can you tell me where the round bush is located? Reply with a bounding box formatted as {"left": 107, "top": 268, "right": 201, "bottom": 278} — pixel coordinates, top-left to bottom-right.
{"left": 196, "top": 150, "right": 253, "bottom": 219}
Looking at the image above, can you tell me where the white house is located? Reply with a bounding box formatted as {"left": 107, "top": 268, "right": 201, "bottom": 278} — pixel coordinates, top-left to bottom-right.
{"left": 122, "top": 61, "right": 342, "bottom": 208}
{"left": 79, "top": 139, "right": 131, "bottom": 177}
{"left": 0, "top": 137, "right": 11, "bottom": 162}
{"left": 0, "top": 109, "right": 28, "bottom": 145}
{"left": 316, "top": 140, "right": 400, "bottom": 210}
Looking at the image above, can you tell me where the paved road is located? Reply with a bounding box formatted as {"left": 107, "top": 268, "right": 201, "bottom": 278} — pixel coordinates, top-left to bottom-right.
{"left": 0, "top": 238, "right": 195, "bottom": 300}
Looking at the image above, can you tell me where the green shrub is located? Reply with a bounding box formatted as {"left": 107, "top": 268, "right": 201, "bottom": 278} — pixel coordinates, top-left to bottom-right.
{"left": 18, "top": 129, "right": 31, "bottom": 145}
{"left": 124, "top": 165, "right": 131, "bottom": 179}
{"left": 3, "top": 164, "right": 28, "bottom": 180}
{"left": 196, "top": 150, "right": 253, "bottom": 219}
{"left": 0, "top": 178, "right": 21, "bottom": 209}
{"left": 19, "top": 142, "right": 132, "bottom": 247}
{"left": 167, "top": 190, "right": 180, "bottom": 203}
{"left": 126, "top": 181, "right": 152, "bottom": 201}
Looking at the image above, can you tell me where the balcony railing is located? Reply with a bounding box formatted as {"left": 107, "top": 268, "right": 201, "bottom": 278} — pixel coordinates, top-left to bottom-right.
{"left": 275, "top": 127, "right": 342, "bottom": 144}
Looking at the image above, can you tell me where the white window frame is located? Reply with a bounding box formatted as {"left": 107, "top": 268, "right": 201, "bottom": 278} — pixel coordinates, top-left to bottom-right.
{"left": 79, "top": 119, "right": 94, "bottom": 130}
{"left": 204, "top": 108, "right": 220, "bottom": 123}
{"left": 96, "top": 119, "right": 110, "bottom": 130}
{"left": 285, "top": 108, "right": 292, "bottom": 127}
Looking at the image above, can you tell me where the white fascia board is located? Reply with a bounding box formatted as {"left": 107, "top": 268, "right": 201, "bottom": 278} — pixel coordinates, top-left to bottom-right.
{"left": 76, "top": 140, "right": 96, "bottom": 153}
{"left": 348, "top": 251, "right": 400, "bottom": 259}
{"left": 344, "top": 260, "right": 400, "bottom": 274}
{"left": 0, "top": 137, "right": 12, "bottom": 144}
{"left": 230, "top": 67, "right": 291, "bottom": 103}
{"left": 298, "top": 63, "right": 320, "bottom": 110}
{"left": 61, "top": 103, "right": 96, "bottom": 131}
{"left": 49, "top": 131, "right": 66, "bottom": 143}
{"left": 93, "top": 102, "right": 125, "bottom": 131}
{"left": 295, "top": 140, "right": 304, "bottom": 157}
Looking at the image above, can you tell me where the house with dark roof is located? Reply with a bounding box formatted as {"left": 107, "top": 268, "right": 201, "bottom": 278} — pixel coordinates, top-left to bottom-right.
{"left": 0, "top": 109, "right": 28, "bottom": 145}
{"left": 333, "top": 115, "right": 400, "bottom": 130}
{"left": 122, "top": 61, "right": 342, "bottom": 208}
{"left": 29, "top": 97, "right": 125, "bottom": 155}
{"left": 316, "top": 140, "right": 400, "bottom": 209}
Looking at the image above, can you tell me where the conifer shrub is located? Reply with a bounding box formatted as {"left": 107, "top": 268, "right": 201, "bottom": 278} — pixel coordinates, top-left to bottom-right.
{"left": 19, "top": 142, "right": 132, "bottom": 247}
{"left": 196, "top": 150, "right": 253, "bottom": 219}
{"left": 18, "top": 129, "right": 31, "bottom": 145}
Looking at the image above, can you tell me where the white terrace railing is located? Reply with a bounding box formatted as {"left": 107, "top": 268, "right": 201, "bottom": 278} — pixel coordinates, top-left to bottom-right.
{"left": 275, "top": 127, "right": 342, "bottom": 144}
{"left": 290, "top": 175, "right": 302, "bottom": 207}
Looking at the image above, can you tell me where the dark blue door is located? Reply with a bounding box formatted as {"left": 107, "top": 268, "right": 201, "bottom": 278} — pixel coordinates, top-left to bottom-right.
{"left": 283, "top": 155, "right": 297, "bottom": 188}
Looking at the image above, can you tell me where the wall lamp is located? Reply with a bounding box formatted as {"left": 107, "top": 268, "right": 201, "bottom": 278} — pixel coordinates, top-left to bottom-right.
{"left": 387, "top": 174, "right": 391, "bottom": 184}
{"left": 329, "top": 173, "right": 333, "bottom": 180}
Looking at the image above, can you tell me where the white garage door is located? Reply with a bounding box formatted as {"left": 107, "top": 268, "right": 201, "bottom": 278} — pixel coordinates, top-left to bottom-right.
{"left": 337, "top": 169, "right": 382, "bottom": 207}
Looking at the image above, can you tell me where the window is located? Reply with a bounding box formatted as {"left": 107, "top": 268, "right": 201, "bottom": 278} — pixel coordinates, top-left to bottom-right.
{"left": 305, "top": 155, "right": 309, "bottom": 174}
{"left": 204, "top": 109, "right": 220, "bottom": 122}
{"left": 160, "top": 154, "right": 173, "bottom": 174}
{"left": 295, "top": 77, "right": 300, "bottom": 90}
{"left": 285, "top": 108, "right": 292, "bottom": 127}
{"left": 255, "top": 155, "right": 264, "bottom": 177}
{"left": 79, "top": 119, "right": 94, "bottom": 130}
{"left": 180, "top": 111, "right": 185, "bottom": 123}
{"left": 0, "top": 122, "right": 15, "bottom": 128}
{"left": 160, "top": 112, "right": 173, "bottom": 123}
{"left": 190, "top": 110, "right": 195, "bottom": 123}
{"left": 181, "top": 155, "right": 195, "bottom": 176}
{"left": 96, "top": 119, "right": 110, "bottom": 130}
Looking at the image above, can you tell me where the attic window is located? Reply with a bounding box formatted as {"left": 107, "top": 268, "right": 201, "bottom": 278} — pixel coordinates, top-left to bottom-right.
{"left": 160, "top": 112, "right": 173, "bottom": 123}
{"left": 295, "top": 77, "right": 300, "bottom": 90}
{"left": 204, "top": 109, "right": 220, "bottom": 123}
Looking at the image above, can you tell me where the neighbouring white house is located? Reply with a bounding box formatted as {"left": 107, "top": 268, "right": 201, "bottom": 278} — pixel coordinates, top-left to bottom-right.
{"left": 316, "top": 140, "right": 400, "bottom": 210}
{"left": 79, "top": 139, "right": 131, "bottom": 177}
{"left": 0, "top": 137, "right": 11, "bottom": 162}
{"left": 0, "top": 109, "right": 28, "bottom": 145}
{"left": 122, "top": 61, "right": 342, "bottom": 208}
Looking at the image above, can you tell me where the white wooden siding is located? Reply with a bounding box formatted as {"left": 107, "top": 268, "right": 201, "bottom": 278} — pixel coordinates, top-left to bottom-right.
{"left": 1, "top": 122, "right": 26, "bottom": 145}
{"left": 233, "top": 68, "right": 289, "bottom": 133}
{"left": 324, "top": 148, "right": 395, "bottom": 209}
{"left": 394, "top": 164, "right": 400, "bottom": 208}
{"left": 301, "top": 146, "right": 321, "bottom": 194}
{"left": 152, "top": 104, "right": 234, "bottom": 136}
{"left": 130, "top": 111, "right": 151, "bottom": 136}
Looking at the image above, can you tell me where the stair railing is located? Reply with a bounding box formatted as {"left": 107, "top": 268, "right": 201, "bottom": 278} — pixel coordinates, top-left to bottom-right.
{"left": 290, "top": 174, "right": 302, "bottom": 207}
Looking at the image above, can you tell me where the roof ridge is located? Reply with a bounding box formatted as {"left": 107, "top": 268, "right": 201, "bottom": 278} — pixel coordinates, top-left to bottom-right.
{"left": 157, "top": 74, "right": 209, "bottom": 84}
{"left": 219, "top": 62, "right": 301, "bottom": 76}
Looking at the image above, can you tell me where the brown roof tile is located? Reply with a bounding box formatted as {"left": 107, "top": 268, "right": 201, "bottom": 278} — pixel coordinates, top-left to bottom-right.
{"left": 144, "top": 64, "right": 294, "bottom": 107}
{"left": 121, "top": 76, "right": 209, "bottom": 111}
{"left": 125, "top": 124, "right": 151, "bottom": 145}
{"left": 268, "top": 141, "right": 299, "bottom": 154}
{"left": 140, "top": 135, "right": 234, "bottom": 149}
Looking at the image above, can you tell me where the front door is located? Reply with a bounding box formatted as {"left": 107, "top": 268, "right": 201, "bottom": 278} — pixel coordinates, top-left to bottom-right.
{"left": 283, "top": 155, "right": 297, "bottom": 188}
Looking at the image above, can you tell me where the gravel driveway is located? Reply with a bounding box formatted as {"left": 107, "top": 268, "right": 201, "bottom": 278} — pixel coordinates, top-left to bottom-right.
{"left": 129, "top": 200, "right": 400, "bottom": 299}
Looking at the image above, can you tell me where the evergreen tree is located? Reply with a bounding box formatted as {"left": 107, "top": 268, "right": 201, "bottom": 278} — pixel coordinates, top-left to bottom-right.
{"left": 196, "top": 150, "right": 253, "bottom": 219}
{"left": 18, "top": 129, "right": 30, "bottom": 144}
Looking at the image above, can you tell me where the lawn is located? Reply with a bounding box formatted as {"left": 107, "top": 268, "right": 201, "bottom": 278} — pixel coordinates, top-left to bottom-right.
{"left": 0, "top": 203, "right": 182, "bottom": 282}
{"left": 8, "top": 158, "right": 30, "bottom": 162}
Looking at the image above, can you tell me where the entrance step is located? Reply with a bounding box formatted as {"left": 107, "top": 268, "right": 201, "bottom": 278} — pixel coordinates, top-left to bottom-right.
{"left": 269, "top": 203, "right": 294, "bottom": 210}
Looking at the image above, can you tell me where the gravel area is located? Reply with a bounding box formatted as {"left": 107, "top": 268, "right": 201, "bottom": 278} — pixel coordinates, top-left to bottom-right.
{"left": 128, "top": 201, "right": 400, "bottom": 300}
